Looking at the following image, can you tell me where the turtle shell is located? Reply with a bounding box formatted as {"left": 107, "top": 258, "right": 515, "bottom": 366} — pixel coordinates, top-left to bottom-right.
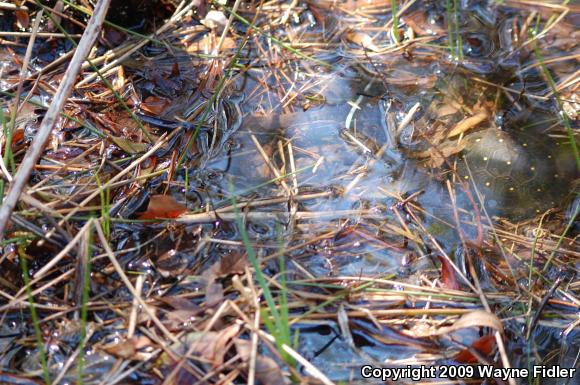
{"left": 456, "top": 128, "right": 578, "bottom": 219}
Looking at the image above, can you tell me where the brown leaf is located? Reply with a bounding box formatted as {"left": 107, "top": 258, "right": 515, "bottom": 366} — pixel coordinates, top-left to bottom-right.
{"left": 102, "top": 336, "right": 153, "bottom": 361}
{"left": 454, "top": 335, "right": 496, "bottom": 363}
{"left": 415, "top": 140, "right": 467, "bottom": 168}
{"left": 434, "top": 310, "right": 504, "bottom": 336}
{"left": 438, "top": 256, "right": 460, "bottom": 290}
{"left": 236, "top": 340, "right": 286, "bottom": 385}
{"left": 47, "top": 1, "right": 63, "bottom": 32}
{"left": 140, "top": 95, "right": 170, "bottom": 115}
{"left": 447, "top": 112, "right": 488, "bottom": 138}
{"left": 174, "top": 324, "right": 240, "bottom": 367}
{"left": 138, "top": 195, "right": 187, "bottom": 220}
{"left": 111, "top": 136, "right": 148, "bottom": 154}
{"left": 205, "top": 280, "right": 224, "bottom": 307}
{"left": 10, "top": 129, "right": 26, "bottom": 152}
{"left": 216, "top": 252, "right": 249, "bottom": 276}
{"left": 15, "top": 10, "right": 29, "bottom": 29}
{"left": 345, "top": 31, "right": 380, "bottom": 52}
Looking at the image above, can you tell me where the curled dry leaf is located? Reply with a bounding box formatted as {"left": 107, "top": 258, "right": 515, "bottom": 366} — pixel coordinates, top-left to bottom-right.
{"left": 138, "top": 195, "right": 188, "bottom": 220}
{"left": 434, "top": 310, "right": 504, "bottom": 336}
{"left": 447, "top": 111, "right": 488, "bottom": 138}
{"left": 345, "top": 31, "right": 380, "bottom": 52}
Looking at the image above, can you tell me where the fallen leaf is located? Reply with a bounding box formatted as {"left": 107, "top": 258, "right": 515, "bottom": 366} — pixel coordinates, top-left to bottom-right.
{"left": 345, "top": 31, "right": 380, "bottom": 52}
{"left": 10, "top": 129, "right": 26, "bottom": 152}
{"left": 47, "top": 0, "right": 63, "bottom": 32}
{"left": 236, "top": 339, "right": 286, "bottom": 385}
{"left": 101, "top": 336, "right": 153, "bottom": 360}
{"left": 447, "top": 112, "right": 488, "bottom": 138}
{"left": 111, "top": 136, "right": 148, "bottom": 154}
{"left": 454, "top": 335, "right": 496, "bottom": 363}
{"left": 140, "top": 96, "right": 170, "bottom": 115}
{"left": 439, "top": 256, "right": 460, "bottom": 290}
{"left": 172, "top": 324, "right": 240, "bottom": 367}
{"left": 15, "top": 10, "right": 29, "bottom": 29}
{"left": 434, "top": 310, "right": 504, "bottom": 336}
{"left": 138, "top": 195, "right": 188, "bottom": 220}
{"left": 415, "top": 140, "right": 467, "bottom": 168}
{"left": 205, "top": 280, "right": 224, "bottom": 307}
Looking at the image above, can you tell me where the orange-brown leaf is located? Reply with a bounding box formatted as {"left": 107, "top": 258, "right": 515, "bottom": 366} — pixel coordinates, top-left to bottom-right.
{"left": 138, "top": 195, "right": 187, "bottom": 220}
{"left": 140, "top": 96, "right": 170, "bottom": 115}
{"left": 439, "top": 256, "right": 460, "bottom": 290}
{"left": 15, "top": 10, "right": 29, "bottom": 29}
{"left": 454, "top": 335, "right": 496, "bottom": 363}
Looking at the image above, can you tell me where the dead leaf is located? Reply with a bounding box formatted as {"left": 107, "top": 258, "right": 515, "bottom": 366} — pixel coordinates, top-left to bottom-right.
{"left": 216, "top": 252, "right": 249, "bottom": 276}
{"left": 173, "top": 324, "right": 240, "bottom": 367}
{"left": 345, "top": 31, "right": 380, "bottom": 52}
{"left": 454, "top": 335, "right": 496, "bottom": 363}
{"left": 434, "top": 310, "right": 504, "bottom": 336}
{"left": 439, "top": 256, "right": 460, "bottom": 290}
{"left": 15, "top": 10, "right": 29, "bottom": 29}
{"left": 101, "top": 336, "right": 153, "bottom": 361}
{"left": 9, "top": 129, "right": 26, "bottom": 152}
{"left": 47, "top": 1, "right": 64, "bottom": 32}
{"left": 202, "top": 252, "right": 247, "bottom": 307}
{"left": 140, "top": 96, "right": 170, "bottom": 115}
{"left": 415, "top": 140, "right": 467, "bottom": 168}
{"left": 447, "top": 112, "right": 488, "bottom": 138}
{"left": 205, "top": 281, "right": 224, "bottom": 307}
{"left": 110, "top": 136, "right": 148, "bottom": 154}
{"left": 236, "top": 339, "right": 286, "bottom": 385}
{"left": 138, "top": 195, "right": 188, "bottom": 220}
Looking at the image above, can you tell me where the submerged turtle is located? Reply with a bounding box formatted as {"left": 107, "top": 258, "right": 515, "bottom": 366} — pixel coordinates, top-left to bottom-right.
{"left": 456, "top": 126, "right": 579, "bottom": 220}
